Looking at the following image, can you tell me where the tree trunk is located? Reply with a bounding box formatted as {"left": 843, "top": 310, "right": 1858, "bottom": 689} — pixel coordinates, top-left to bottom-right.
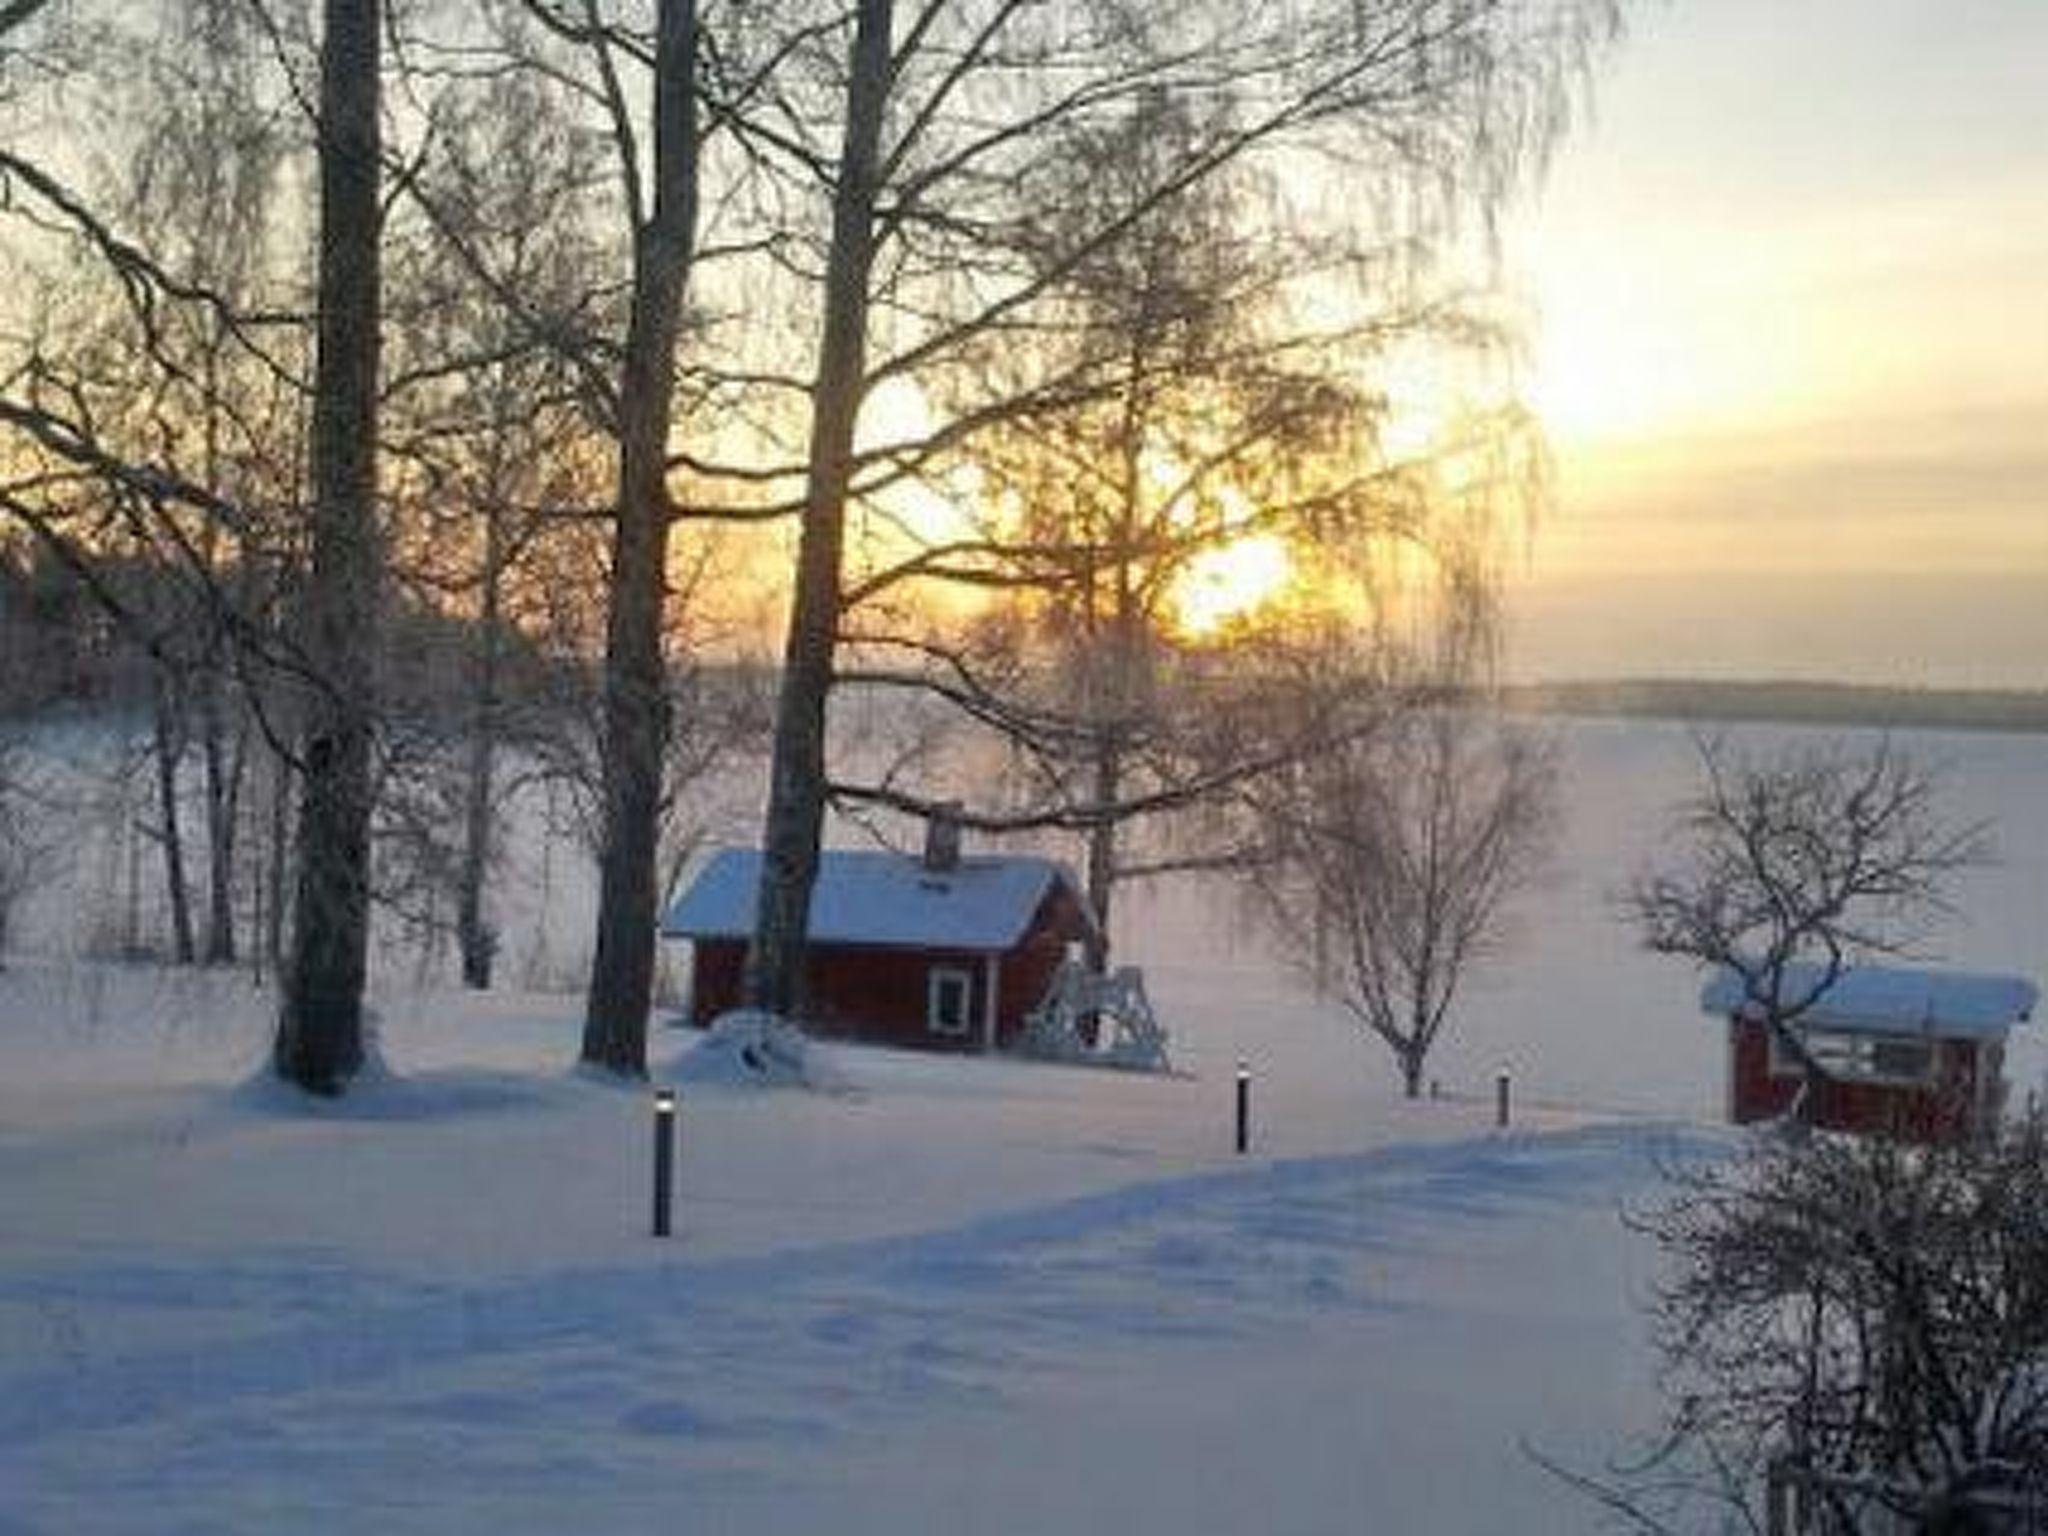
{"left": 151, "top": 673, "right": 197, "bottom": 964}
{"left": 1079, "top": 426, "right": 1145, "bottom": 986}
{"left": 263, "top": 735, "right": 290, "bottom": 980}
{"left": 197, "top": 342, "right": 239, "bottom": 968}
{"left": 1078, "top": 747, "right": 1119, "bottom": 1050}
{"left": 1401, "top": 1052, "right": 1424, "bottom": 1099}
{"left": 199, "top": 671, "right": 244, "bottom": 965}
{"left": 743, "top": 0, "right": 892, "bottom": 1020}
{"left": 122, "top": 768, "right": 142, "bottom": 955}
{"left": 274, "top": 0, "right": 381, "bottom": 1095}
{"left": 457, "top": 507, "right": 503, "bottom": 991}
{"left": 579, "top": 0, "right": 699, "bottom": 1076}
{"left": 1083, "top": 747, "right": 1118, "bottom": 977}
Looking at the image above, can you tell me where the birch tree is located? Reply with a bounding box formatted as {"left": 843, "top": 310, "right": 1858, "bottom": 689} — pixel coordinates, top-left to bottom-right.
{"left": 121, "top": 1, "right": 297, "bottom": 969}
{"left": 742, "top": 0, "right": 892, "bottom": 1018}
{"left": 1253, "top": 700, "right": 1554, "bottom": 1097}
{"left": 382, "top": 61, "right": 614, "bottom": 991}
{"left": 0, "top": 725, "right": 53, "bottom": 967}
{"left": 273, "top": 0, "right": 383, "bottom": 1094}
{"left": 1, "top": 0, "right": 302, "bottom": 973}
{"left": 837, "top": 93, "right": 1525, "bottom": 973}
{"left": 737, "top": 0, "right": 1619, "bottom": 1022}
{"left": 393, "top": 0, "right": 710, "bottom": 1075}
{"left": 4, "top": 14, "right": 305, "bottom": 1007}
{"left": 574, "top": 0, "right": 703, "bottom": 1074}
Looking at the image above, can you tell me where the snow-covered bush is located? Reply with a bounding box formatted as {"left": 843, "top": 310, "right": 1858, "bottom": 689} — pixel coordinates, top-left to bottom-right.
{"left": 675, "top": 1011, "right": 825, "bottom": 1089}
{"left": 1620, "top": 1117, "right": 2048, "bottom": 1530}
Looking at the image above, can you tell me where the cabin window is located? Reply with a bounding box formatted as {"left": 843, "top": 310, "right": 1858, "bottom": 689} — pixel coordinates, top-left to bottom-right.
{"left": 927, "top": 966, "right": 974, "bottom": 1037}
{"left": 1769, "top": 1026, "right": 1935, "bottom": 1085}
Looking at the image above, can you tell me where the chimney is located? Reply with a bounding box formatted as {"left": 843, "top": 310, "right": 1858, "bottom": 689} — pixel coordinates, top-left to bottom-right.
{"left": 923, "top": 802, "right": 963, "bottom": 873}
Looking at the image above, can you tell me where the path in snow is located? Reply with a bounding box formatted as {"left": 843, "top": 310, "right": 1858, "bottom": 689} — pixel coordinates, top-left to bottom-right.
{"left": 0, "top": 1122, "right": 1708, "bottom": 1534}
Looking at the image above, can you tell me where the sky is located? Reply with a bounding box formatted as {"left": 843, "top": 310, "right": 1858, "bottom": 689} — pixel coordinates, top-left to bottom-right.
{"left": 1503, "top": 0, "right": 2048, "bottom": 686}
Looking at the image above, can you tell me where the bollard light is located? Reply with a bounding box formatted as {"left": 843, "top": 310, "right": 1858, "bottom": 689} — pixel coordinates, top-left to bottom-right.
{"left": 1235, "top": 1059, "right": 1251, "bottom": 1155}
{"left": 652, "top": 1086, "right": 677, "bottom": 1238}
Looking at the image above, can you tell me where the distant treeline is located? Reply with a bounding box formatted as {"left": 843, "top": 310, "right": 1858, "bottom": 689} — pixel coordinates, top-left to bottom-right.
{"left": 0, "top": 542, "right": 556, "bottom": 723}
{"left": 1510, "top": 679, "right": 2048, "bottom": 737}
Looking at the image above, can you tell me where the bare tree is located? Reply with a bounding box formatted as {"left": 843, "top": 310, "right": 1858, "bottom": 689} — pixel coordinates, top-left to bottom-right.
{"left": 741, "top": 0, "right": 893, "bottom": 1019}
{"left": 1, "top": 0, "right": 383, "bottom": 1087}
{"left": 1251, "top": 697, "right": 1554, "bottom": 1097}
{"left": 273, "top": 0, "right": 383, "bottom": 1095}
{"left": 0, "top": 0, "right": 303, "bottom": 972}
{"left": 381, "top": 56, "right": 614, "bottom": 992}
{"left": 392, "top": 0, "right": 710, "bottom": 1073}
{"left": 569, "top": 0, "right": 704, "bottom": 1075}
{"left": 740, "top": 0, "right": 1619, "bottom": 1022}
{"left": 0, "top": 723, "right": 55, "bottom": 967}
{"left": 1587, "top": 1121, "right": 2048, "bottom": 1534}
{"left": 123, "top": 2, "right": 296, "bottom": 970}
{"left": 1627, "top": 735, "right": 1987, "bottom": 1110}
{"left": 837, "top": 93, "right": 1442, "bottom": 976}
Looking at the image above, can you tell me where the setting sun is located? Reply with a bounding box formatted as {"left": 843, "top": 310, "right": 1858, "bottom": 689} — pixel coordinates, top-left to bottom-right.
{"left": 1171, "top": 534, "right": 1292, "bottom": 638}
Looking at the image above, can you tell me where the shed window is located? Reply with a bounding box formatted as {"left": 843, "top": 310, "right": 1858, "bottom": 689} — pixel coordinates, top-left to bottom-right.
{"left": 927, "top": 966, "right": 974, "bottom": 1037}
{"left": 1769, "top": 1027, "right": 1936, "bottom": 1085}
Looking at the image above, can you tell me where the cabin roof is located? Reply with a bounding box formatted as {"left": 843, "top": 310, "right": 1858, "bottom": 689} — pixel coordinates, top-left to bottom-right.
{"left": 661, "top": 846, "right": 1098, "bottom": 953}
{"left": 1701, "top": 962, "right": 2038, "bottom": 1040}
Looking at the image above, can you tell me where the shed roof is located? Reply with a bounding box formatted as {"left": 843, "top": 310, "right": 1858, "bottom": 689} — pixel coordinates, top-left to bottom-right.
{"left": 1700, "top": 962, "right": 2038, "bottom": 1040}
{"left": 661, "top": 847, "right": 1097, "bottom": 953}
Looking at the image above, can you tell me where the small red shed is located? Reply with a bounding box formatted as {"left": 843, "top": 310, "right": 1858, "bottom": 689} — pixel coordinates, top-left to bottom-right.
{"left": 661, "top": 844, "right": 1100, "bottom": 1053}
{"left": 1703, "top": 963, "right": 2037, "bottom": 1144}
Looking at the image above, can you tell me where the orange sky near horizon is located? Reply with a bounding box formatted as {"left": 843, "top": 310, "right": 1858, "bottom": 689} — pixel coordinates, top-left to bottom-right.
{"left": 1502, "top": 0, "right": 2048, "bottom": 687}
{"left": 714, "top": 4, "right": 2048, "bottom": 686}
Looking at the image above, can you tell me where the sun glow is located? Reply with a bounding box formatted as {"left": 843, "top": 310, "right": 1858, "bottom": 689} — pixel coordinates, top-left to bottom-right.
{"left": 856, "top": 376, "right": 975, "bottom": 548}
{"left": 1171, "top": 534, "right": 1292, "bottom": 638}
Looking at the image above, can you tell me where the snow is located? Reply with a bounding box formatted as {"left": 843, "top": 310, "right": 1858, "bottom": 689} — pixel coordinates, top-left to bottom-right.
{"left": 673, "top": 1009, "right": 833, "bottom": 1088}
{"left": 0, "top": 1010, "right": 1702, "bottom": 1532}
{"left": 4, "top": 715, "right": 2048, "bottom": 1532}
{"left": 663, "top": 845, "right": 1095, "bottom": 950}
{"left": 1700, "top": 961, "right": 2039, "bottom": 1038}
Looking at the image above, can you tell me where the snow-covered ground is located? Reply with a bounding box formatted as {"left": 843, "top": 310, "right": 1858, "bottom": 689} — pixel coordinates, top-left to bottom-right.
{"left": 2, "top": 715, "right": 2044, "bottom": 1532}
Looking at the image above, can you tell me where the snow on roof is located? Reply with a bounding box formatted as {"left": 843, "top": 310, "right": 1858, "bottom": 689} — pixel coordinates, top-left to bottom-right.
{"left": 661, "top": 847, "right": 1098, "bottom": 953}
{"left": 1700, "top": 962, "right": 2038, "bottom": 1039}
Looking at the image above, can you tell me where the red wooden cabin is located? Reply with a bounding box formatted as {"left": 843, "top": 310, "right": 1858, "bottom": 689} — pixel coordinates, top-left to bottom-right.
{"left": 1703, "top": 963, "right": 2037, "bottom": 1144}
{"left": 661, "top": 841, "right": 1099, "bottom": 1054}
